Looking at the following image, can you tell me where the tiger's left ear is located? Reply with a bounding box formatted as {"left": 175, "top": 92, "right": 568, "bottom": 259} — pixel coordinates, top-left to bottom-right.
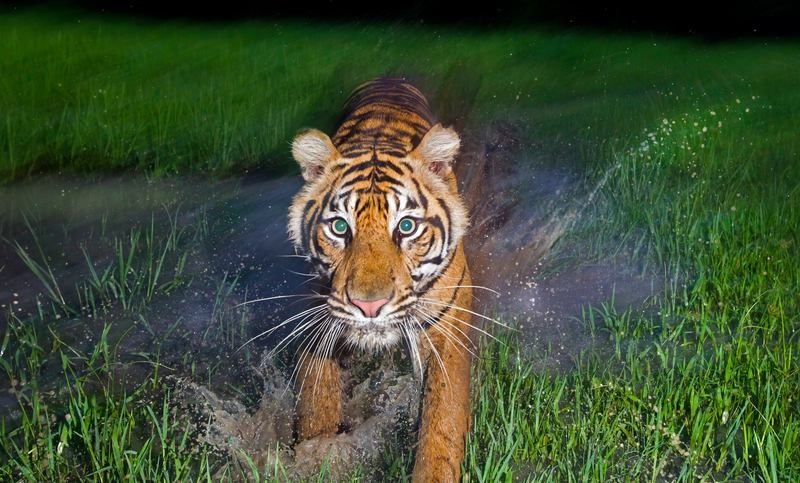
{"left": 412, "top": 124, "right": 460, "bottom": 176}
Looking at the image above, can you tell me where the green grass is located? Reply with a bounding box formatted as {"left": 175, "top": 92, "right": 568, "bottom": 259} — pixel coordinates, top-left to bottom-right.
{"left": 469, "top": 96, "right": 798, "bottom": 481}
{"left": 2, "top": 5, "right": 799, "bottom": 181}
{"left": 0, "top": 206, "right": 220, "bottom": 481}
{"left": 1, "top": 316, "right": 212, "bottom": 481}
{"left": 2, "top": 4, "right": 799, "bottom": 483}
{"left": 469, "top": 305, "right": 798, "bottom": 482}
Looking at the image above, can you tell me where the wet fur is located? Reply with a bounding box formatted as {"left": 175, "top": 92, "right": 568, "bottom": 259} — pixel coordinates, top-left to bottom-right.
{"left": 287, "top": 78, "right": 473, "bottom": 482}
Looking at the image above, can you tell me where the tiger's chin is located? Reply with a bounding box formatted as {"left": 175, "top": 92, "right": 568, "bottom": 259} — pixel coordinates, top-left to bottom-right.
{"left": 344, "top": 322, "right": 403, "bottom": 351}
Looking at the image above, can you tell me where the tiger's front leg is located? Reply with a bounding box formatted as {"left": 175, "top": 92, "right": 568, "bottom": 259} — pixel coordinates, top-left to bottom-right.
{"left": 295, "top": 353, "right": 344, "bottom": 440}
{"left": 413, "top": 312, "right": 473, "bottom": 482}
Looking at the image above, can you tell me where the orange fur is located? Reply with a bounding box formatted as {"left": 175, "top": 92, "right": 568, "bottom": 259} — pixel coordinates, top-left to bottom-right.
{"left": 288, "top": 78, "right": 473, "bottom": 482}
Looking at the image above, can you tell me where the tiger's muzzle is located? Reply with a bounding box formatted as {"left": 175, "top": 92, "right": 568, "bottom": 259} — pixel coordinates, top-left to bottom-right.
{"left": 331, "top": 226, "right": 413, "bottom": 349}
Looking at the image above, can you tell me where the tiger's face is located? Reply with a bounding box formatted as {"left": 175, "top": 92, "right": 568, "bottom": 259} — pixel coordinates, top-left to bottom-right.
{"left": 288, "top": 124, "right": 468, "bottom": 351}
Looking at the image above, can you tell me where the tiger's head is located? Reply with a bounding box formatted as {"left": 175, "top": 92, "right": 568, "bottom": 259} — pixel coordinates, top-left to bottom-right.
{"left": 287, "top": 123, "right": 468, "bottom": 352}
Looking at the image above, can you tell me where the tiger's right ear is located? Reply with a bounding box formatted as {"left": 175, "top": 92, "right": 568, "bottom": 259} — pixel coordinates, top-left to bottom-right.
{"left": 291, "top": 128, "right": 340, "bottom": 182}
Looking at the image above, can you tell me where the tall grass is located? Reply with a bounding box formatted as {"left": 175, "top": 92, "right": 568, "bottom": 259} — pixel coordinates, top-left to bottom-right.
{"left": 467, "top": 302, "right": 798, "bottom": 481}
{"left": 0, "top": 204, "right": 264, "bottom": 481}
{"left": 505, "top": 95, "right": 799, "bottom": 481}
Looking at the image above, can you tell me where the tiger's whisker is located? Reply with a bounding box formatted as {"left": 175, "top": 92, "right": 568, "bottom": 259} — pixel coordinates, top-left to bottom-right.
{"left": 416, "top": 304, "right": 501, "bottom": 344}
{"left": 410, "top": 317, "right": 450, "bottom": 390}
{"left": 294, "top": 318, "right": 333, "bottom": 400}
{"left": 416, "top": 316, "right": 475, "bottom": 357}
{"left": 310, "top": 325, "right": 333, "bottom": 398}
{"left": 270, "top": 310, "right": 329, "bottom": 356}
{"left": 237, "top": 304, "right": 328, "bottom": 354}
{"left": 312, "top": 321, "right": 344, "bottom": 398}
{"left": 312, "top": 319, "right": 344, "bottom": 401}
{"left": 417, "top": 297, "right": 515, "bottom": 330}
{"left": 234, "top": 294, "right": 322, "bottom": 308}
{"left": 275, "top": 313, "right": 330, "bottom": 400}
{"left": 400, "top": 318, "right": 424, "bottom": 379}
{"left": 413, "top": 310, "right": 477, "bottom": 359}
{"left": 271, "top": 323, "right": 321, "bottom": 360}
{"left": 242, "top": 305, "right": 325, "bottom": 351}
{"left": 426, "top": 285, "right": 500, "bottom": 296}
{"left": 284, "top": 268, "right": 320, "bottom": 278}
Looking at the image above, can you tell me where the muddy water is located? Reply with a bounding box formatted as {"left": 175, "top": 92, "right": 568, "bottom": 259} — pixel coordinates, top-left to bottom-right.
{"left": 0, "top": 129, "right": 657, "bottom": 479}
{"left": 459, "top": 123, "right": 660, "bottom": 370}
{"left": 0, "top": 175, "right": 309, "bottom": 417}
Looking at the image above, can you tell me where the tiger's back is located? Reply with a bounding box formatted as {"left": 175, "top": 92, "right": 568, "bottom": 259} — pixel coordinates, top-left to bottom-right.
{"left": 288, "top": 78, "right": 473, "bottom": 483}
{"left": 332, "top": 78, "right": 435, "bottom": 158}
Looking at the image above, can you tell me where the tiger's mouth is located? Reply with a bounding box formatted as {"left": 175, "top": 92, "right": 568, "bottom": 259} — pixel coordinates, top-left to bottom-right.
{"left": 334, "top": 305, "right": 419, "bottom": 350}
{"left": 344, "top": 321, "right": 403, "bottom": 350}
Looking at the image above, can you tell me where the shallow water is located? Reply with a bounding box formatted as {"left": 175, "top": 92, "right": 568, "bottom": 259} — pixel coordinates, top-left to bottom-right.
{"left": 0, "top": 127, "right": 657, "bottom": 479}
{"left": 0, "top": 175, "right": 309, "bottom": 416}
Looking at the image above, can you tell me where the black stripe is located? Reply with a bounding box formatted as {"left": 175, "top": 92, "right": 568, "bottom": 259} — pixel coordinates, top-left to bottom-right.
{"left": 411, "top": 177, "right": 428, "bottom": 210}
{"left": 340, "top": 157, "right": 406, "bottom": 178}
{"left": 328, "top": 293, "right": 346, "bottom": 305}
{"left": 394, "top": 291, "right": 413, "bottom": 305}
{"left": 422, "top": 230, "right": 437, "bottom": 256}
{"left": 417, "top": 250, "right": 456, "bottom": 291}
{"left": 301, "top": 201, "right": 318, "bottom": 253}
{"left": 394, "top": 300, "right": 417, "bottom": 314}
{"left": 342, "top": 159, "right": 376, "bottom": 177}
{"left": 311, "top": 235, "right": 328, "bottom": 261}
{"left": 309, "top": 254, "right": 330, "bottom": 271}
{"left": 381, "top": 159, "right": 405, "bottom": 176}
{"left": 421, "top": 255, "right": 444, "bottom": 266}
{"left": 436, "top": 198, "right": 451, "bottom": 246}
{"left": 341, "top": 174, "right": 370, "bottom": 189}
{"left": 426, "top": 215, "right": 445, "bottom": 241}
{"left": 379, "top": 149, "right": 408, "bottom": 158}
{"left": 339, "top": 149, "right": 372, "bottom": 157}
{"left": 329, "top": 307, "right": 351, "bottom": 317}
{"left": 341, "top": 173, "right": 403, "bottom": 190}
{"left": 306, "top": 187, "right": 335, "bottom": 251}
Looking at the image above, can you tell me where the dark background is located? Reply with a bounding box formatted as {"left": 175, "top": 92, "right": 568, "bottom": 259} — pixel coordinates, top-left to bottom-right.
{"left": 7, "top": 0, "right": 800, "bottom": 37}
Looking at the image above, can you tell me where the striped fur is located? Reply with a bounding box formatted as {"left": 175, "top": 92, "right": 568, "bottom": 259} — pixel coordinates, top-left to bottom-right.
{"left": 288, "top": 78, "right": 473, "bottom": 482}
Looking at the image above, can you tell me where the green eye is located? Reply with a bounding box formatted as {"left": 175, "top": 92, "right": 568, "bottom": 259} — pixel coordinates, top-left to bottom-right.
{"left": 331, "top": 219, "right": 349, "bottom": 235}
{"left": 398, "top": 218, "right": 416, "bottom": 235}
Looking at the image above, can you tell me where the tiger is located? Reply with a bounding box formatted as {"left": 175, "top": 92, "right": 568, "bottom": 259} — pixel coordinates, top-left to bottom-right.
{"left": 287, "top": 77, "right": 474, "bottom": 482}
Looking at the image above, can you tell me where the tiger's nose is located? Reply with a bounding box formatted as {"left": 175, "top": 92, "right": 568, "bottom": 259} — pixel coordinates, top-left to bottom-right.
{"left": 351, "top": 298, "right": 389, "bottom": 318}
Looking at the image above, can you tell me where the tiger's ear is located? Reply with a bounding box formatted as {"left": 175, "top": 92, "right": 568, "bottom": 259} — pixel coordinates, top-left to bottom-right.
{"left": 292, "top": 128, "right": 340, "bottom": 181}
{"left": 412, "top": 124, "right": 461, "bottom": 176}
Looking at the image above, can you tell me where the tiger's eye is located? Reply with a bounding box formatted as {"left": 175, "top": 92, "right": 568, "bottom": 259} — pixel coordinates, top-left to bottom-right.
{"left": 398, "top": 218, "right": 416, "bottom": 235}
{"left": 332, "top": 219, "right": 348, "bottom": 235}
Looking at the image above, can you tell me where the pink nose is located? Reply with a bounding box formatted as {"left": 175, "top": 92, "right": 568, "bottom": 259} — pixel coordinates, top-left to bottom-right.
{"left": 351, "top": 298, "right": 389, "bottom": 318}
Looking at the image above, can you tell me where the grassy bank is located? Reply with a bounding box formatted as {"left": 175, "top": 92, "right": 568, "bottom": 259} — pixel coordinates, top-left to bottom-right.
{"left": 1, "top": 5, "right": 799, "bottom": 483}
{"left": 2, "top": 6, "right": 799, "bottom": 181}
{"left": 469, "top": 100, "right": 800, "bottom": 481}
